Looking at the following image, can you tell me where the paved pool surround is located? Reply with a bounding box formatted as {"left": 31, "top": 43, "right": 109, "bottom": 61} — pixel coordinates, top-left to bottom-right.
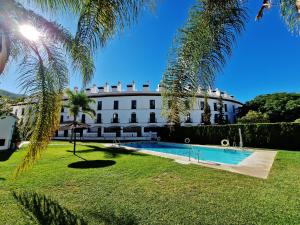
{"left": 107, "top": 142, "right": 277, "bottom": 179}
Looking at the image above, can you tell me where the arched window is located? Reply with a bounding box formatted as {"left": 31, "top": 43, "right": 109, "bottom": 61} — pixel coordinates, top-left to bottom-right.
{"left": 112, "top": 113, "right": 119, "bottom": 123}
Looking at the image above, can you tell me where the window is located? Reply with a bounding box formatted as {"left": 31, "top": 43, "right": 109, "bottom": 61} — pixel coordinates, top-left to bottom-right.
{"left": 81, "top": 114, "right": 86, "bottom": 123}
{"left": 97, "top": 101, "right": 102, "bottom": 110}
{"left": 15, "top": 109, "right": 18, "bottom": 116}
{"left": 114, "top": 100, "right": 119, "bottom": 110}
{"left": 150, "top": 100, "right": 155, "bottom": 109}
{"left": 21, "top": 108, "right": 25, "bottom": 115}
{"left": 97, "top": 127, "right": 102, "bottom": 137}
{"left": 131, "top": 100, "right": 137, "bottom": 109}
{"left": 149, "top": 112, "right": 156, "bottom": 123}
{"left": 213, "top": 103, "right": 218, "bottom": 111}
{"left": 201, "top": 113, "right": 205, "bottom": 123}
{"left": 232, "top": 105, "right": 235, "bottom": 113}
{"left": 214, "top": 114, "right": 218, "bottom": 123}
{"left": 200, "top": 101, "right": 204, "bottom": 110}
{"left": 186, "top": 113, "right": 192, "bottom": 123}
{"left": 130, "top": 113, "right": 137, "bottom": 123}
{"left": 96, "top": 113, "right": 102, "bottom": 123}
{"left": 225, "top": 115, "right": 229, "bottom": 123}
{"left": 224, "top": 104, "right": 228, "bottom": 112}
{"left": 61, "top": 107, "right": 64, "bottom": 113}
{"left": 0, "top": 139, "right": 5, "bottom": 146}
{"left": 60, "top": 115, "right": 64, "bottom": 123}
{"left": 112, "top": 113, "right": 119, "bottom": 123}
{"left": 64, "top": 130, "right": 68, "bottom": 137}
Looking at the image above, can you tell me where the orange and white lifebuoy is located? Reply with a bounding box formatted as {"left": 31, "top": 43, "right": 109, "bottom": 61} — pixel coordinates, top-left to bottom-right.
{"left": 221, "top": 139, "right": 230, "bottom": 147}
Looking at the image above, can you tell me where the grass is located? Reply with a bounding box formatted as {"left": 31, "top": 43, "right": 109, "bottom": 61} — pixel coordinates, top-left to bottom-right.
{"left": 0, "top": 141, "right": 299, "bottom": 224}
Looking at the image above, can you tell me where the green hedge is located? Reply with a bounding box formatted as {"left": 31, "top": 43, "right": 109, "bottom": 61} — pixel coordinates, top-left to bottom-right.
{"left": 157, "top": 123, "right": 300, "bottom": 150}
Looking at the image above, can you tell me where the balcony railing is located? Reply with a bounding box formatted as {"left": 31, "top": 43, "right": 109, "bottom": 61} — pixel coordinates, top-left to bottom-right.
{"left": 111, "top": 118, "right": 120, "bottom": 123}
{"left": 129, "top": 118, "right": 138, "bottom": 123}
{"left": 148, "top": 118, "right": 157, "bottom": 123}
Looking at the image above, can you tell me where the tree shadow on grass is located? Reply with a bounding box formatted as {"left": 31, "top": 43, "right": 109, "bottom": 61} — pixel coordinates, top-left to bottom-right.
{"left": 68, "top": 160, "right": 116, "bottom": 169}
{"left": 66, "top": 145, "right": 147, "bottom": 159}
{"left": 0, "top": 177, "right": 6, "bottom": 181}
{"left": 12, "top": 191, "right": 87, "bottom": 225}
{"left": 88, "top": 206, "right": 139, "bottom": 225}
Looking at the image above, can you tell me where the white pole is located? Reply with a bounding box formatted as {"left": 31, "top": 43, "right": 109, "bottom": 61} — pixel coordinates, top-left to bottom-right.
{"left": 239, "top": 128, "right": 243, "bottom": 148}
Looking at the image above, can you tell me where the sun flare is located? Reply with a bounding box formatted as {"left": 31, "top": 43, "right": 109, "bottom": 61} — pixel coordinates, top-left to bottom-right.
{"left": 19, "top": 24, "right": 42, "bottom": 42}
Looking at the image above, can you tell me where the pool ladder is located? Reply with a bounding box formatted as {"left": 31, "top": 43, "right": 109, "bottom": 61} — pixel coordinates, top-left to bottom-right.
{"left": 113, "top": 138, "right": 121, "bottom": 148}
{"left": 188, "top": 145, "right": 200, "bottom": 163}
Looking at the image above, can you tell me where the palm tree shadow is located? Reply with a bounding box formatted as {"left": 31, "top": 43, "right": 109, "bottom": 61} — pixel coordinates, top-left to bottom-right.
{"left": 66, "top": 144, "right": 147, "bottom": 159}
{"left": 12, "top": 191, "right": 87, "bottom": 225}
{"left": 0, "top": 177, "right": 6, "bottom": 181}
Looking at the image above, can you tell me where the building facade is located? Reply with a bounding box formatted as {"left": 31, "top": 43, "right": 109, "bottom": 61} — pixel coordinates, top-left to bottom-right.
{"left": 12, "top": 82, "right": 242, "bottom": 140}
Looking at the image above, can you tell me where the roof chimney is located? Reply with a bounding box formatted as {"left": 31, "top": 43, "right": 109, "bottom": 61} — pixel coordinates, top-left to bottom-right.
{"left": 91, "top": 84, "right": 98, "bottom": 94}
{"left": 117, "top": 81, "right": 122, "bottom": 92}
{"left": 143, "top": 83, "right": 150, "bottom": 92}
{"left": 104, "top": 82, "right": 110, "bottom": 92}
{"left": 127, "top": 81, "right": 136, "bottom": 92}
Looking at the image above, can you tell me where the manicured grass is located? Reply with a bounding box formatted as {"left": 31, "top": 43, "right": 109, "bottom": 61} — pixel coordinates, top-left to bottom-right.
{"left": 0, "top": 142, "right": 299, "bottom": 224}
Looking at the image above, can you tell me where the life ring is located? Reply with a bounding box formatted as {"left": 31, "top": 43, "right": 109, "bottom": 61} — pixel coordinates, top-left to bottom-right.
{"left": 221, "top": 139, "right": 230, "bottom": 147}
{"left": 184, "top": 138, "right": 190, "bottom": 144}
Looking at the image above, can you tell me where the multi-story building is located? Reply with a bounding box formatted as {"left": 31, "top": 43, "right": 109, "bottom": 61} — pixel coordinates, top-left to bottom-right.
{"left": 12, "top": 81, "right": 242, "bottom": 140}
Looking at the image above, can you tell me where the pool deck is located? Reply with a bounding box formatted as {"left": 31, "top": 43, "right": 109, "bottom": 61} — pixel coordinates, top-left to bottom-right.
{"left": 106, "top": 143, "right": 277, "bottom": 179}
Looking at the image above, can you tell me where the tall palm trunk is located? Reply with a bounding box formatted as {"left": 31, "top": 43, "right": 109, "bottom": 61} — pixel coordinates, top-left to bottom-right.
{"left": 0, "top": 30, "right": 10, "bottom": 74}
{"left": 73, "top": 115, "right": 77, "bottom": 155}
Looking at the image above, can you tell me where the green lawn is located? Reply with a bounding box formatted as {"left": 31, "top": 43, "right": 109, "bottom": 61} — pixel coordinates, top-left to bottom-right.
{"left": 0, "top": 142, "right": 299, "bottom": 225}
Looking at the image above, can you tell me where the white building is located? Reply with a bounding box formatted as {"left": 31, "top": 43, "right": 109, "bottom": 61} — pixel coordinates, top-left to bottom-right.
{"left": 0, "top": 115, "right": 17, "bottom": 151}
{"left": 12, "top": 82, "right": 242, "bottom": 140}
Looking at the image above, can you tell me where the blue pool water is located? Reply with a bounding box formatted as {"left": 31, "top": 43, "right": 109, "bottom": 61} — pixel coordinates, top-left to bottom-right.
{"left": 123, "top": 142, "right": 253, "bottom": 165}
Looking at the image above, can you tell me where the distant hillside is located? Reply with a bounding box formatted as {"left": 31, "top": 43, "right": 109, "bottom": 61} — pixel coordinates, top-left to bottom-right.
{"left": 0, "top": 89, "right": 24, "bottom": 99}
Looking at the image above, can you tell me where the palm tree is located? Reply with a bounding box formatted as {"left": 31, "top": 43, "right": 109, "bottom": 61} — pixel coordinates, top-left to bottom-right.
{"left": 162, "top": 0, "right": 300, "bottom": 125}
{"left": 64, "top": 89, "right": 95, "bottom": 155}
{"left": 0, "top": 0, "right": 152, "bottom": 175}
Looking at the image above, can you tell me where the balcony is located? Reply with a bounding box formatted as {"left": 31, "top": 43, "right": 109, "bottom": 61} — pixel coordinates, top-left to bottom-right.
{"left": 111, "top": 118, "right": 120, "bottom": 123}
{"left": 129, "top": 118, "right": 138, "bottom": 123}
{"left": 148, "top": 118, "right": 157, "bottom": 123}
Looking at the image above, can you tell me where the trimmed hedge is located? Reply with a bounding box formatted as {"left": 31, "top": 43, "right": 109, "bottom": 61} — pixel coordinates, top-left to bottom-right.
{"left": 157, "top": 123, "right": 300, "bottom": 150}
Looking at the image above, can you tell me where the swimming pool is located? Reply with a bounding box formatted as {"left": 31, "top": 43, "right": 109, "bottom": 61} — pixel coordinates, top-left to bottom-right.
{"left": 123, "top": 142, "right": 253, "bottom": 165}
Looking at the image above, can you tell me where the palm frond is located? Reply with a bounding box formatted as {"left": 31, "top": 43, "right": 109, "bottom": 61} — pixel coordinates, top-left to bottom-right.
{"left": 162, "top": 0, "right": 247, "bottom": 124}
{"left": 280, "top": 0, "right": 300, "bottom": 34}
{"left": 75, "top": 0, "right": 153, "bottom": 52}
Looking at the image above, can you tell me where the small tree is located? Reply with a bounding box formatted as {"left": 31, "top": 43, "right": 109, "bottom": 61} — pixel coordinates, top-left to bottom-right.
{"left": 0, "top": 96, "right": 12, "bottom": 116}
{"left": 202, "top": 95, "right": 211, "bottom": 125}
{"left": 217, "top": 95, "right": 225, "bottom": 124}
{"left": 238, "top": 110, "right": 270, "bottom": 124}
{"left": 65, "top": 89, "right": 95, "bottom": 154}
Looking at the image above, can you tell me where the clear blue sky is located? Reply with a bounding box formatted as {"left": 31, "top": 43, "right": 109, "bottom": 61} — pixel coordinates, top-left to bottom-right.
{"left": 1, "top": 0, "right": 300, "bottom": 102}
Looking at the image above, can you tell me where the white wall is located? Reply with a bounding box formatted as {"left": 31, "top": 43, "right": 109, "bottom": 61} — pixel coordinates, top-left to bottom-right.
{"left": 0, "top": 115, "right": 16, "bottom": 150}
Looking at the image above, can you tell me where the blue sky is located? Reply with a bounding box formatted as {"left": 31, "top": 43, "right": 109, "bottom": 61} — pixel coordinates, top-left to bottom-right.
{"left": 1, "top": 0, "right": 300, "bottom": 102}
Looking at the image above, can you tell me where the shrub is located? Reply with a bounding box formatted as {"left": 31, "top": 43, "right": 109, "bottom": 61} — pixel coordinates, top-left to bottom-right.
{"left": 237, "top": 110, "right": 269, "bottom": 124}
{"left": 157, "top": 123, "right": 300, "bottom": 150}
